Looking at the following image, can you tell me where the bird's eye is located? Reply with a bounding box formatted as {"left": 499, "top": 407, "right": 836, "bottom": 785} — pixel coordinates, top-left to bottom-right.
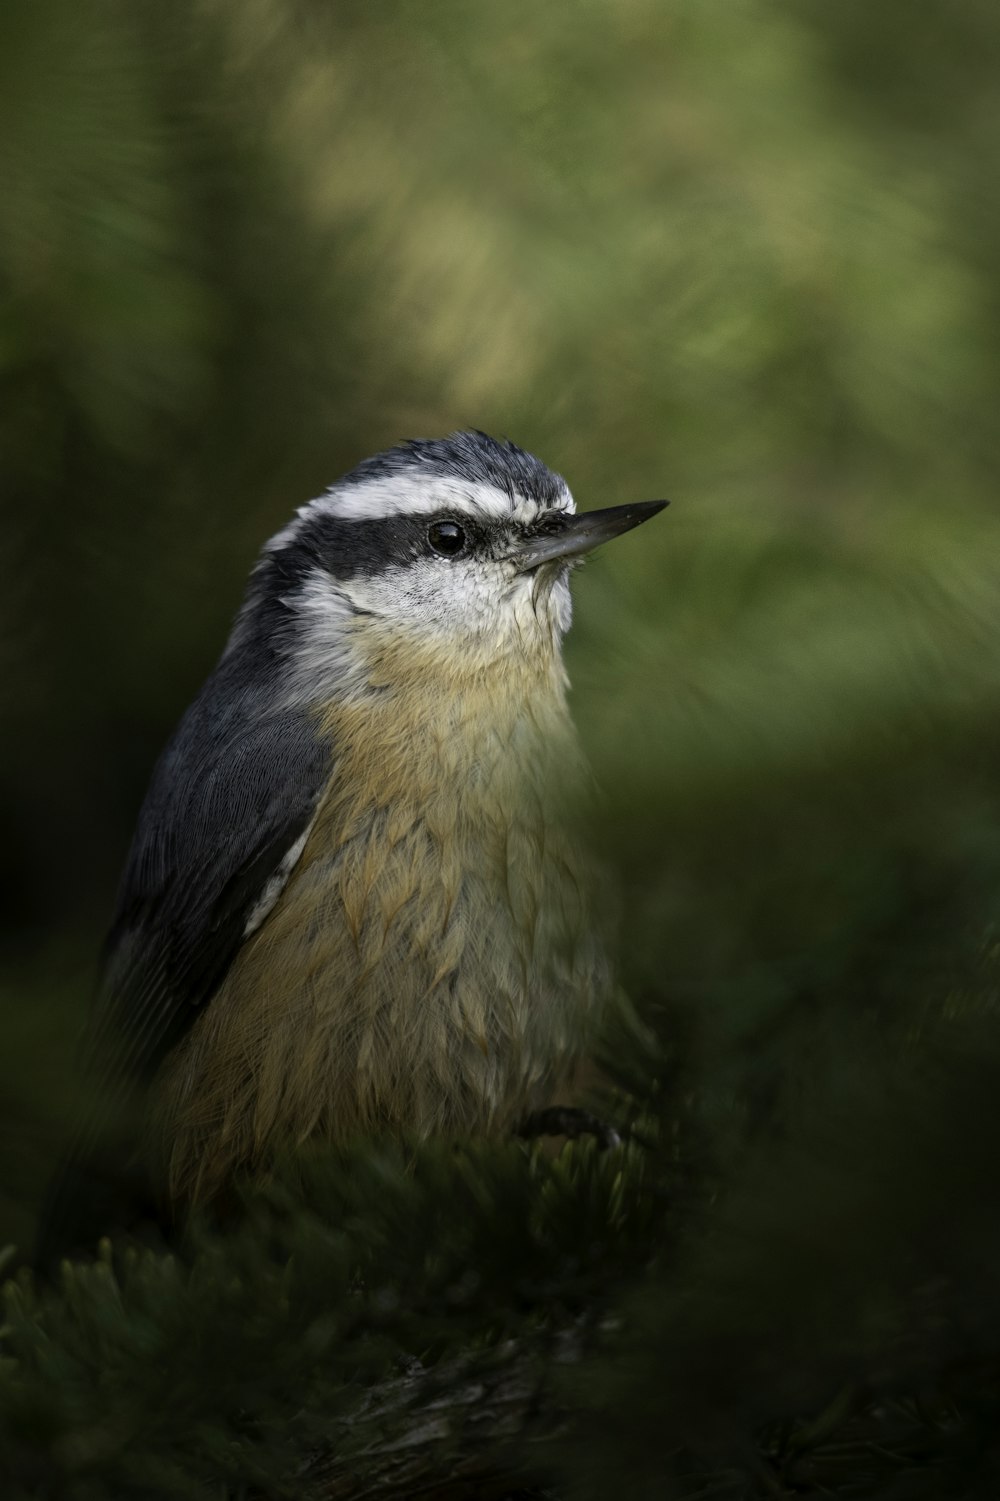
{"left": 427, "top": 520, "right": 468, "bottom": 558}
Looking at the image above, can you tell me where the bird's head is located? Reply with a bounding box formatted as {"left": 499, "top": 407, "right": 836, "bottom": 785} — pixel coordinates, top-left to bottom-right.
{"left": 237, "top": 431, "right": 665, "bottom": 702}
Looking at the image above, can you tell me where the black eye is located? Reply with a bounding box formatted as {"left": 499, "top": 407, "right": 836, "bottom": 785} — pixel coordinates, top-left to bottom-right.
{"left": 427, "top": 520, "right": 468, "bottom": 558}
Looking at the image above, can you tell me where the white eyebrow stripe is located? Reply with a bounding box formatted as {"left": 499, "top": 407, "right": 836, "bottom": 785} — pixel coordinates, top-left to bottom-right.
{"left": 324, "top": 475, "right": 516, "bottom": 521}
{"left": 264, "top": 473, "right": 575, "bottom": 553}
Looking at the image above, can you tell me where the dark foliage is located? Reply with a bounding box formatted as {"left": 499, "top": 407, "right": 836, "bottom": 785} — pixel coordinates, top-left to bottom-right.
{"left": 3, "top": 0, "right": 1000, "bottom": 1495}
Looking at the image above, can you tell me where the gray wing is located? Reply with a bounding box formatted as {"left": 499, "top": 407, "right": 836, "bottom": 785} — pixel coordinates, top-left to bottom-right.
{"left": 36, "top": 661, "right": 332, "bottom": 1263}
{"left": 88, "top": 673, "right": 331, "bottom": 1100}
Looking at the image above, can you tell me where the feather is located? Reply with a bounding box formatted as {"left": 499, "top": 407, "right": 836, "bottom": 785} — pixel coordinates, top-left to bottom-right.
{"left": 35, "top": 649, "right": 331, "bottom": 1264}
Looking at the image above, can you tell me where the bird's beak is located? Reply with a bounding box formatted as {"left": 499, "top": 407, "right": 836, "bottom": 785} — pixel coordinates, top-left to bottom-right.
{"left": 515, "top": 499, "right": 668, "bottom": 572}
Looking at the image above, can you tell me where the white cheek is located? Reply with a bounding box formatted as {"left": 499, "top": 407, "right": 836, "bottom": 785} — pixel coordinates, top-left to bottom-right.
{"left": 548, "top": 573, "right": 573, "bottom": 636}
{"left": 285, "top": 556, "right": 573, "bottom": 708}
{"left": 281, "top": 568, "right": 372, "bottom": 703}
{"left": 341, "top": 560, "right": 497, "bottom": 637}
{"left": 346, "top": 560, "right": 575, "bottom": 650}
{"left": 508, "top": 569, "right": 573, "bottom": 641}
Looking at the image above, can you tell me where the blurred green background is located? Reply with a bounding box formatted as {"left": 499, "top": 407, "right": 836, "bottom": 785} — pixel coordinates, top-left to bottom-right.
{"left": 2, "top": 0, "right": 999, "bottom": 1269}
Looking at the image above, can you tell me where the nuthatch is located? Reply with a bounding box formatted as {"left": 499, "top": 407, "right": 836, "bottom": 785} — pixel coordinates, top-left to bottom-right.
{"left": 39, "top": 432, "right": 665, "bottom": 1252}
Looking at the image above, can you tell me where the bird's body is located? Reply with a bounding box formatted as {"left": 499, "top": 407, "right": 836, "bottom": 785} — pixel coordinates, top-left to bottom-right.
{"left": 38, "top": 432, "right": 664, "bottom": 1255}
{"left": 154, "top": 610, "right": 605, "bottom": 1201}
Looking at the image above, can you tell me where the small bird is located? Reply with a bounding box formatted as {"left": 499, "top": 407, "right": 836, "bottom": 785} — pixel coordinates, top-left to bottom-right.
{"left": 38, "top": 432, "right": 665, "bottom": 1258}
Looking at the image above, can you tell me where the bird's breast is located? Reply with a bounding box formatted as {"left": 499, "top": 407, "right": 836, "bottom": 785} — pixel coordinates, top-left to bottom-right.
{"left": 153, "top": 656, "right": 610, "bottom": 1200}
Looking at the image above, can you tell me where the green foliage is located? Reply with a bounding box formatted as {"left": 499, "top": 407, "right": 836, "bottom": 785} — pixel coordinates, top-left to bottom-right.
{"left": 3, "top": 0, "right": 1000, "bottom": 1494}
{"left": 0, "top": 1137, "right": 664, "bottom": 1498}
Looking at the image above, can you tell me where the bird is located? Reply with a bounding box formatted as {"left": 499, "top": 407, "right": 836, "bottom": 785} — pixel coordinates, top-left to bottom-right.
{"left": 36, "top": 431, "right": 666, "bottom": 1261}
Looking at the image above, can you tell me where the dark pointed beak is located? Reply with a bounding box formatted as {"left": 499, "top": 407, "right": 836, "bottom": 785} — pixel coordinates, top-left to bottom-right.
{"left": 515, "top": 498, "right": 668, "bottom": 572}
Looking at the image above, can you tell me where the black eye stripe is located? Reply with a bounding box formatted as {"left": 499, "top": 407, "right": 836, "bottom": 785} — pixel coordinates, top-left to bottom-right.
{"left": 273, "top": 501, "right": 540, "bottom": 576}
{"left": 286, "top": 512, "right": 491, "bottom": 580}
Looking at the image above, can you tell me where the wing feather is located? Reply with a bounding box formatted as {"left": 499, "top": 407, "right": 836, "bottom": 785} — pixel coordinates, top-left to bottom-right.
{"left": 36, "top": 661, "right": 333, "bottom": 1262}
{"left": 92, "top": 702, "right": 330, "bottom": 1093}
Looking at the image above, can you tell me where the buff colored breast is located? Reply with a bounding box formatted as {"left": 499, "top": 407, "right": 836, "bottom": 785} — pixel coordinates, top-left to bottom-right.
{"left": 153, "top": 639, "right": 609, "bottom": 1202}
